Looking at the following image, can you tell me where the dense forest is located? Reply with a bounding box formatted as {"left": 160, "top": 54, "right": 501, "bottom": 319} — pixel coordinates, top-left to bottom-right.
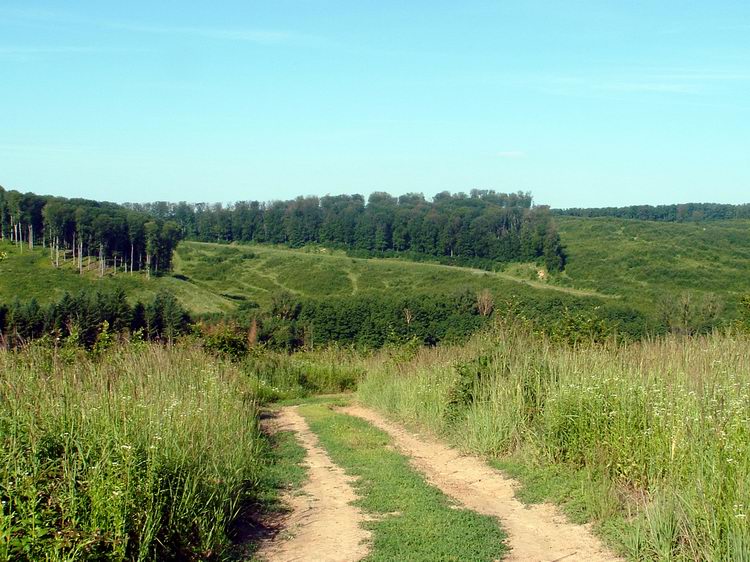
{"left": 0, "top": 186, "right": 181, "bottom": 275}
{"left": 554, "top": 202, "right": 750, "bottom": 222}
{"left": 130, "top": 190, "right": 567, "bottom": 270}
{"left": 0, "top": 289, "right": 190, "bottom": 348}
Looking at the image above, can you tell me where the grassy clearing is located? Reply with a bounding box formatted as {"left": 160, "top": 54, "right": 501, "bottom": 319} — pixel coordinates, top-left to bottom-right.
{"left": 7, "top": 216, "right": 750, "bottom": 324}
{"left": 556, "top": 216, "right": 750, "bottom": 312}
{"left": 358, "top": 327, "right": 750, "bottom": 560}
{"left": 0, "top": 343, "right": 264, "bottom": 561}
{"left": 0, "top": 240, "right": 229, "bottom": 315}
{"left": 1, "top": 239, "right": 612, "bottom": 317}
{"left": 176, "top": 241, "right": 614, "bottom": 308}
{"left": 298, "top": 404, "right": 507, "bottom": 562}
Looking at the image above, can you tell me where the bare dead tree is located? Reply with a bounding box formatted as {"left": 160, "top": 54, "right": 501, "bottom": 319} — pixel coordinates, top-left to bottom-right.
{"left": 476, "top": 289, "right": 494, "bottom": 317}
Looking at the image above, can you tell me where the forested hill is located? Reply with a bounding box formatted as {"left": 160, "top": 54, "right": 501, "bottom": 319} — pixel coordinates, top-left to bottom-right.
{"left": 554, "top": 202, "right": 750, "bottom": 222}
{"left": 128, "top": 190, "right": 566, "bottom": 271}
{"left": 0, "top": 186, "right": 181, "bottom": 274}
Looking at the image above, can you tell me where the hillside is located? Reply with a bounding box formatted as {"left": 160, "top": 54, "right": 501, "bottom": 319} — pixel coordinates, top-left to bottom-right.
{"left": 0, "top": 239, "right": 229, "bottom": 314}
{"left": 3, "top": 214, "right": 749, "bottom": 324}
{"left": 554, "top": 216, "right": 750, "bottom": 313}
{"left": 171, "top": 242, "right": 609, "bottom": 308}
{"left": 0, "top": 238, "right": 606, "bottom": 311}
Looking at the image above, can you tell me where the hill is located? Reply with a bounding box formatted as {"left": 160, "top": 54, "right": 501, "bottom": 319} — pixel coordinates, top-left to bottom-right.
{"left": 3, "top": 215, "right": 749, "bottom": 334}
{"left": 0, "top": 239, "right": 228, "bottom": 314}
{"left": 553, "top": 216, "right": 750, "bottom": 314}
{"left": 0, "top": 238, "right": 605, "bottom": 314}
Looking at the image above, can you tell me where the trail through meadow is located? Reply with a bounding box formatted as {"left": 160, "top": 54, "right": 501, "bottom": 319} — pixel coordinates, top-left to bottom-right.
{"left": 261, "top": 403, "right": 621, "bottom": 561}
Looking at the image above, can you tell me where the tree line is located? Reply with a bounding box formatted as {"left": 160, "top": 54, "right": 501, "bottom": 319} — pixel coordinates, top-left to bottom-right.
{"left": 0, "top": 289, "right": 190, "bottom": 348}
{"left": 198, "top": 286, "right": 652, "bottom": 355}
{"left": 0, "top": 186, "right": 181, "bottom": 275}
{"left": 129, "top": 190, "right": 566, "bottom": 270}
{"left": 554, "top": 202, "right": 750, "bottom": 222}
{"left": 0, "top": 283, "right": 690, "bottom": 354}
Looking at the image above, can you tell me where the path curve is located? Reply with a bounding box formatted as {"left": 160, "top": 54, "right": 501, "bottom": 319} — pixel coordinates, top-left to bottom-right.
{"left": 258, "top": 407, "right": 371, "bottom": 562}
{"left": 342, "top": 405, "right": 622, "bottom": 562}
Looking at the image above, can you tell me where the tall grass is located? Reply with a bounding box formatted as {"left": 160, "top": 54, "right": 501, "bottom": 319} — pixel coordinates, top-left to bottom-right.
{"left": 358, "top": 327, "right": 750, "bottom": 560}
{"left": 243, "top": 346, "right": 365, "bottom": 402}
{"left": 0, "top": 343, "right": 263, "bottom": 561}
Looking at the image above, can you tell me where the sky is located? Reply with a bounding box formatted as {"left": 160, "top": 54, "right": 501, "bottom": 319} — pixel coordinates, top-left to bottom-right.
{"left": 1, "top": 1, "right": 748, "bottom": 208}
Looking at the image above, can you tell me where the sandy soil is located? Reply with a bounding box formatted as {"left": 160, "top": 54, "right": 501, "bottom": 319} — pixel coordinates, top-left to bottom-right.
{"left": 342, "top": 405, "right": 622, "bottom": 562}
{"left": 257, "top": 407, "right": 371, "bottom": 562}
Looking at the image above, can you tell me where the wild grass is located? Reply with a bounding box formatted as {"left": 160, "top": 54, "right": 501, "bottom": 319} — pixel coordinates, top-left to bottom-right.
{"left": 299, "top": 404, "right": 508, "bottom": 561}
{"left": 556, "top": 216, "right": 750, "bottom": 315}
{"left": 358, "top": 327, "right": 750, "bottom": 560}
{"left": 0, "top": 240, "right": 231, "bottom": 316}
{"left": 176, "top": 241, "right": 611, "bottom": 308}
{"left": 243, "top": 346, "right": 365, "bottom": 403}
{"left": 0, "top": 343, "right": 264, "bottom": 561}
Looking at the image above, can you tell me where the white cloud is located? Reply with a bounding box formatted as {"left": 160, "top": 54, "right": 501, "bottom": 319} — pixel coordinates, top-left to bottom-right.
{"left": 497, "top": 150, "right": 525, "bottom": 159}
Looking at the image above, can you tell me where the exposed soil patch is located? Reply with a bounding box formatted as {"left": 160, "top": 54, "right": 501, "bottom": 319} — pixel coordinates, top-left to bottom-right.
{"left": 257, "top": 407, "right": 371, "bottom": 562}
{"left": 342, "top": 405, "right": 622, "bottom": 562}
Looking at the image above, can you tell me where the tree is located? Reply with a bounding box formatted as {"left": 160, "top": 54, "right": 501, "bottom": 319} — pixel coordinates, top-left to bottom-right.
{"left": 543, "top": 227, "right": 566, "bottom": 272}
{"left": 476, "top": 289, "right": 494, "bottom": 317}
{"left": 144, "top": 220, "right": 160, "bottom": 276}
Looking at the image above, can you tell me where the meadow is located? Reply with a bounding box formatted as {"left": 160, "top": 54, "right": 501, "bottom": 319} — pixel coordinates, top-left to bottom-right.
{"left": 171, "top": 241, "right": 609, "bottom": 311}
{"left": 0, "top": 240, "right": 230, "bottom": 315}
{"left": 358, "top": 326, "right": 750, "bottom": 560}
{"left": 3, "top": 214, "right": 750, "bottom": 560}
{"left": 555, "top": 216, "right": 750, "bottom": 314}
{"left": 5, "top": 214, "right": 750, "bottom": 329}
{"left": 0, "top": 238, "right": 591, "bottom": 320}
{"left": 0, "top": 343, "right": 271, "bottom": 561}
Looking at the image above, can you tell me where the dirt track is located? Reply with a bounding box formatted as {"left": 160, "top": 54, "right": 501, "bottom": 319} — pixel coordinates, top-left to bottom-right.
{"left": 257, "top": 407, "right": 371, "bottom": 562}
{"left": 342, "top": 405, "right": 622, "bottom": 562}
{"left": 260, "top": 404, "right": 621, "bottom": 561}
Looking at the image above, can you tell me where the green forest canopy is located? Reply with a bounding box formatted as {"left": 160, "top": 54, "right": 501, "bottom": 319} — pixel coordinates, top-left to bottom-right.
{"left": 128, "top": 190, "right": 566, "bottom": 270}
{"left": 0, "top": 186, "right": 180, "bottom": 274}
{"left": 554, "top": 202, "right": 750, "bottom": 222}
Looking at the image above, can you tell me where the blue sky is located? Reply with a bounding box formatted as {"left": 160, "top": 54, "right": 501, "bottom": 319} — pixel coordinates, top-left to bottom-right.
{"left": 1, "top": 1, "right": 748, "bottom": 208}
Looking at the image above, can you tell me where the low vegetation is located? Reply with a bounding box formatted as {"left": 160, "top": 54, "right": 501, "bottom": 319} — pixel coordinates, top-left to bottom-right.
{"left": 358, "top": 326, "right": 750, "bottom": 560}
{"left": 4, "top": 188, "right": 750, "bottom": 560}
{"left": 0, "top": 344, "right": 265, "bottom": 561}
{"left": 556, "top": 216, "right": 750, "bottom": 318}
{"left": 241, "top": 347, "right": 364, "bottom": 402}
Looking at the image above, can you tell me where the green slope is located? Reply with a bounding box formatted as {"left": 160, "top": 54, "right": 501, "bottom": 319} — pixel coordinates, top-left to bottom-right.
{"left": 0, "top": 239, "right": 609, "bottom": 316}
{"left": 172, "top": 241, "right": 612, "bottom": 309}
{"left": 0, "top": 240, "right": 230, "bottom": 314}
{"left": 3, "top": 214, "right": 749, "bottom": 321}
{"left": 555, "top": 216, "right": 750, "bottom": 309}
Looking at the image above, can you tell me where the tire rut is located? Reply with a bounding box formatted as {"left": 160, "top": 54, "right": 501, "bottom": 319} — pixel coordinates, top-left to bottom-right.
{"left": 257, "top": 407, "right": 371, "bottom": 562}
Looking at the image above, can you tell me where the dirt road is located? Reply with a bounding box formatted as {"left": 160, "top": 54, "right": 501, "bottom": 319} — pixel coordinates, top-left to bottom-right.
{"left": 342, "top": 405, "right": 621, "bottom": 562}
{"left": 260, "top": 404, "right": 621, "bottom": 561}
